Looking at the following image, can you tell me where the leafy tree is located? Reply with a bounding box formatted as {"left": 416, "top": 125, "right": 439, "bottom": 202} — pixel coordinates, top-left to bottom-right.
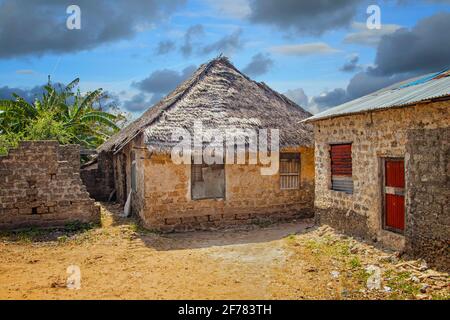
{"left": 23, "top": 110, "right": 73, "bottom": 143}
{"left": 0, "top": 132, "right": 22, "bottom": 156}
{"left": 0, "top": 78, "right": 126, "bottom": 155}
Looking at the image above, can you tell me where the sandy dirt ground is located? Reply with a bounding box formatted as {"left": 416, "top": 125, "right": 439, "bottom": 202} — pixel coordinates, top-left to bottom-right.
{"left": 0, "top": 203, "right": 448, "bottom": 300}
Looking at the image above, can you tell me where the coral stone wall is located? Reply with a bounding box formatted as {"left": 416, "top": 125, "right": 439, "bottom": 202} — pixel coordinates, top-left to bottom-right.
{"left": 0, "top": 141, "right": 100, "bottom": 229}
{"left": 136, "top": 147, "right": 315, "bottom": 231}
{"left": 406, "top": 127, "right": 449, "bottom": 270}
{"left": 313, "top": 101, "right": 450, "bottom": 251}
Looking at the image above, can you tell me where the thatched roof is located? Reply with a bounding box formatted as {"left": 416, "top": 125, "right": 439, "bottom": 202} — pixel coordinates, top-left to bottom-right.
{"left": 99, "top": 57, "right": 313, "bottom": 153}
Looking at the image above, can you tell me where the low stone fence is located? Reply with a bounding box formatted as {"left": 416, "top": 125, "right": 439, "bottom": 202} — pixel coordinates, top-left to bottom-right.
{"left": 0, "top": 141, "right": 100, "bottom": 230}
{"left": 154, "top": 207, "right": 314, "bottom": 233}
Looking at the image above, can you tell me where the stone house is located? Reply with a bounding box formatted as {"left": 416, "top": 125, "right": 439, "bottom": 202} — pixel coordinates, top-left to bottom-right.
{"left": 96, "top": 57, "right": 315, "bottom": 231}
{"left": 304, "top": 70, "right": 450, "bottom": 269}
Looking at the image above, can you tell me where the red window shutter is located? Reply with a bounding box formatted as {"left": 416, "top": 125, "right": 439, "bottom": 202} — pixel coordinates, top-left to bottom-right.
{"left": 330, "top": 144, "right": 353, "bottom": 193}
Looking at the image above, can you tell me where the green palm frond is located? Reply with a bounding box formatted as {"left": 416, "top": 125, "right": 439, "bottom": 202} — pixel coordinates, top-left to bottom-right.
{"left": 80, "top": 89, "right": 103, "bottom": 110}
{"left": 0, "top": 99, "right": 37, "bottom": 118}
{"left": 0, "top": 99, "right": 17, "bottom": 111}
{"left": 79, "top": 113, "right": 119, "bottom": 130}
{"left": 65, "top": 78, "right": 80, "bottom": 92}
{"left": 84, "top": 110, "right": 117, "bottom": 120}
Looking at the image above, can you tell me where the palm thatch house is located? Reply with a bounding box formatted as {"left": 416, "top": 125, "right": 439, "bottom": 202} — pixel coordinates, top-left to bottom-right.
{"left": 95, "top": 57, "right": 314, "bottom": 231}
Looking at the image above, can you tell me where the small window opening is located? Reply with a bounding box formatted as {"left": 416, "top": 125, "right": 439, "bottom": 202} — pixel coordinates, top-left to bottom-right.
{"left": 280, "top": 153, "right": 301, "bottom": 190}
{"left": 191, "top": 162, "right": 225, "bottom": 200}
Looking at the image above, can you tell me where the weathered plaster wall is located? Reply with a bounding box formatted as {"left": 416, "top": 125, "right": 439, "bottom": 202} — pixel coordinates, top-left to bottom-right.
{"left": 406, "top": 127, "right": 449, "bottom": 270}
{"left": 138, "top": 147, "right": 315, "bottom": 231}
{"left": 0, "top": 141, "right": 100, "bottom": 229}
{"left": 313, "top": 101, "right": 450, "bottom": 251}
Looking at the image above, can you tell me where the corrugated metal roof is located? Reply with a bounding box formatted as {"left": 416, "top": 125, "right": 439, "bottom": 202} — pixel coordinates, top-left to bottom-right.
{"left": 304, "top": 69, "right": 450, "bottom": 122}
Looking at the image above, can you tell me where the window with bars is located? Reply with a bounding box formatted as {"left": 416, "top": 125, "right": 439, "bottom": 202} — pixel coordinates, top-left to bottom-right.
{"left": 330, "top": 144, "right": 353, "bottom": 194}
{"left": 280, "top": 153, "right": 300, "bottom": 190}
{"left": 191, "top": 163, "right": 225, "bottom": 200}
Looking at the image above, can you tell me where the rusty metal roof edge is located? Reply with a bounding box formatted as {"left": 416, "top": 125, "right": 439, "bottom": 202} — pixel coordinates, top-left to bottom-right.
{"left": 303, "top": 70, "right": 450, "bottom": 123}
{"left": 302, "top": 93, "right": 450, "bottom": 124}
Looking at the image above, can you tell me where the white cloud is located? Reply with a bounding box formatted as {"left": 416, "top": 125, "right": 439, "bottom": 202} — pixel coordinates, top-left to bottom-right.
{"left": 343, "top": 22, "right": 402, "bottom": 47}
{"left": 284, "top": 88, "right": 309, "bottom": 107}
{"left": 270, "top": 42, "right": 341, "bottom": 56}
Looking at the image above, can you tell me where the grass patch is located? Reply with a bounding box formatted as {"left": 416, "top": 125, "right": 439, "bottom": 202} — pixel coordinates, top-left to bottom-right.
{"left": 128, "top": 222, "right": 140, "bottom": 233}
{"left": 64, "top": 221, "right": 96, "bottom": 232}
{"left": 354, "top": 268, "right": 371, "bottom": 284}
{"left": 0, "top": 221, "right": 98, "bottom": 243}
{"left": 431, "top": 292, "right": 450, "bottom": 300}
{"left": 349, "top": 256, "right": 362, "bottom": 269}
{"left": 384, "top": 270, "right": 421, "bottom": 298}
{"left": 304, "top": 236, "right": 351, "bottom": 258}
{"left": 0, "top": 227, "right": 49, "bottom": 243}
{"left": 57, "top": 235, "right": 69, "bottom": 244}
{"left": 128, "top": 221, "right": 160, "bottom": 235}
{"left": 304, "top": 239, "right": 322, "bottom": 254}
{"left": 286, "top": 234, "right": 296, "bottom": 241}
{"left": 334, "top": 241, "right": 351, "bottom": 257}
{"left": 252, "top": 218, "right": 272, "bottom": 228}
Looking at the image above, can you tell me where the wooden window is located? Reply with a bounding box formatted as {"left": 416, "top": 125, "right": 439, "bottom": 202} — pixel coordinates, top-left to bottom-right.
{"left": 191, "top": 163, "right": 225, "bottom": 200}
{"left": 280, "top": 153, "right": 300, "bottom": 190}
{"left": 330, "top": 144, "right": 353, "bottom": 194}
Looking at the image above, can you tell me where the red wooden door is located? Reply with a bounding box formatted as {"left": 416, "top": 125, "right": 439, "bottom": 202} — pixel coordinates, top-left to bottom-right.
{"left": 384, "top": 159, "right": 405, "bottom": 231}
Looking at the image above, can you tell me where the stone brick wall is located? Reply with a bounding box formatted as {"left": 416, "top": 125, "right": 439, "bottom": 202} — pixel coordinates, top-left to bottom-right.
{"left": 313, "top": 101, "right": 449, "bottom": 252}
{"left": 80, "top": 151, "right": 115, "bottom": 201}
{"left": 135, "top": 146, "right": 315, "bottom": 232}
{"left": 0, "top": 141, "right": 100, "bottom": 229}
{"left": 405, "top": 127, "right": 449, "bottom": 270}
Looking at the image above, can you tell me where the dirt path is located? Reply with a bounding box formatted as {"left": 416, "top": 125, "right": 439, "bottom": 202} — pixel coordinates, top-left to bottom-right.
{"left": 0, "top": 203, "right": 448, "bottom": 300}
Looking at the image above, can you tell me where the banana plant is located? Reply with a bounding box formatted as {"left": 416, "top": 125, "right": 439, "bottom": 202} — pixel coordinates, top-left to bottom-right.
{"left": 0, "top": 77, "right": 121, "bottom": 149}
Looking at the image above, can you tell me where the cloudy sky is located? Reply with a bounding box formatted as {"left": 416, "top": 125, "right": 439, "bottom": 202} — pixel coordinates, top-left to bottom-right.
{"left": 0, "top": 0, "right": 449, "bottom": 116}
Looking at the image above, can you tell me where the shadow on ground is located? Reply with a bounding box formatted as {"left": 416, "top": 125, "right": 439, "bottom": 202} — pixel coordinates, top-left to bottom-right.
{"left": 103, "top": 201, "right": 317, "bottom": 251}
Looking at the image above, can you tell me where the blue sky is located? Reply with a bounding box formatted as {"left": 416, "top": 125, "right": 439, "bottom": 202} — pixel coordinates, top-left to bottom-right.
{"left": 0, "top": 0, "right": 449, "bottom": 117}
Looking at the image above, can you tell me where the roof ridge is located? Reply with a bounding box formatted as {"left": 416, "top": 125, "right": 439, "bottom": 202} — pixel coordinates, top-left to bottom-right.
{"left": 105, "top": 58, "right": 220, "bottom": 153}
{"left": 212, "top": 58, "right": 312, "bottom": 116}
{"left": 257, "top": 81, "right": 312, "bottom": 116}
{"left": 140, "top": 57, "right": 217, "bottom": 125}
